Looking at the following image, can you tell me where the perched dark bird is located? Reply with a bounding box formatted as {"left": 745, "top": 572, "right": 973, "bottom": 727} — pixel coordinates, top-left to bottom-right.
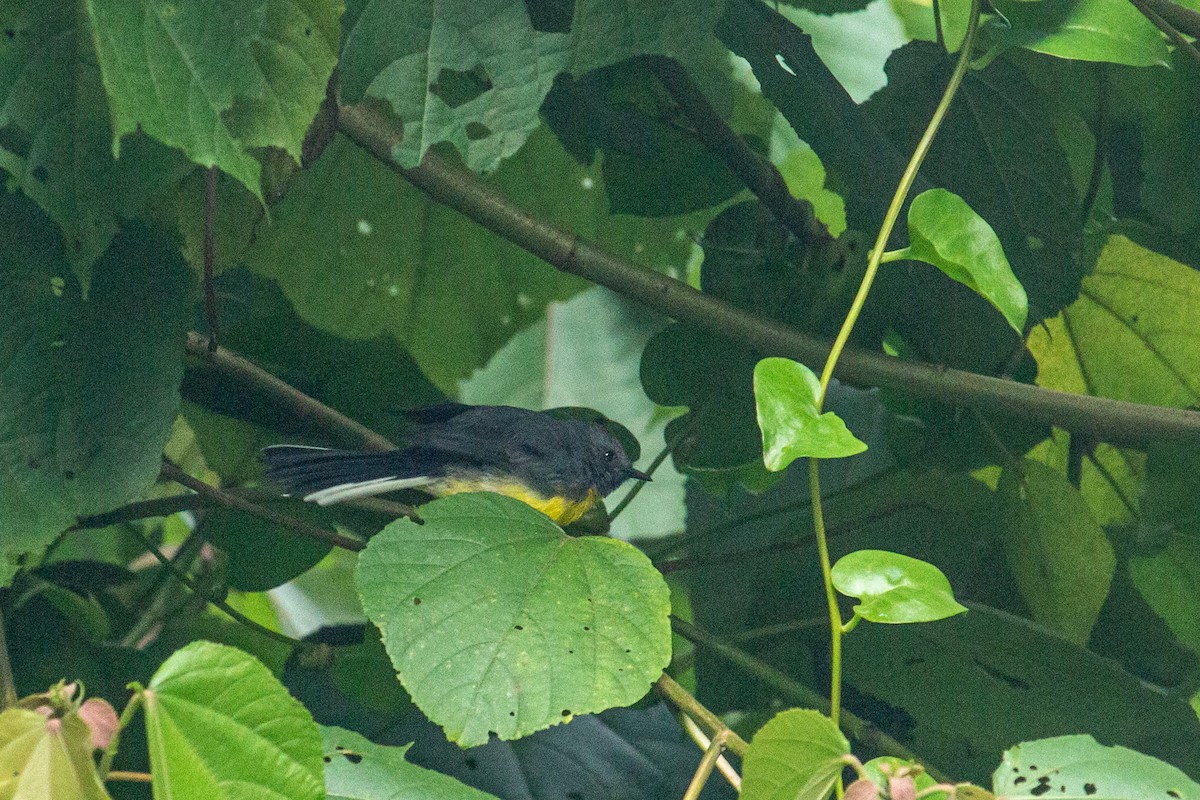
{"left": 260, "top": 403, "right": 650, "bottom": 525}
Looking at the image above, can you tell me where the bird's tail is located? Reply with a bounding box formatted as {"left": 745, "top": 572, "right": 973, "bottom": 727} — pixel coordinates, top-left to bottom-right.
{"left": 260, "top": 445, "right": 430, "bottom": 506}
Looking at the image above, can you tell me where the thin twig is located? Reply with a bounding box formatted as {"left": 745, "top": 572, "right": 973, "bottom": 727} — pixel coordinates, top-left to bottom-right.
{"left": 671, "top": 617, "right": 949, "bottom": 783}
{"left": 204, "top": 166, "right": 220, "bottom": 352}
{"left": 135, "top": 532, "right": 302, "bottom": 648}
{"left": 654, "top": 672, "right": 750, "bottom": 757}
{"left": 337, "top": 101, "right": 1200, "bottom": 449}
{"left": 0, "top": 615, "right": 17, "bottom": 710}
{"left": 608, "top": 413, "right": 693, "bottom": 522}
{"left": 106, "top": 771, "right": 153, "bottom": 783}
{"left": 681, "top": 726, "right": 731, "bottom": 800}
{"left": 185, "top": 332, "right": 396, "bottom": 452}
{"left": 1129, "top": 0, "right": 1200, "bottom": 66}
{"left": 1138, "top": 0, "right": 1200, "bottom": 37}
{"left": 161, "top": 460, "right": 367, "bottom": 552}
{"left": 645, "top": 56, "right": 833, "bottom": 251}
{"left": 681, "top": 715, "right": 742, "bottom": 791}
{"left": 119, "top": 531, "right": 205, "bottom": 648}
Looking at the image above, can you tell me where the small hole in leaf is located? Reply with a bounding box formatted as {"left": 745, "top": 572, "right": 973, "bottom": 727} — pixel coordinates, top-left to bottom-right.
{"left": 583, "top": 626, "right": 590, "bottom": 631}
{"left": 1083, "top": 785, "right": 1096, "bottom": 796}
{"left": 429, "top": 65, "right": 492, "bottom": 109}
{"left": 465, "top": 757, "right": 478, "bottom": 770}
{"left": 509, "top": 711, "right": 515, "bottom": 716}
{"left": 1014, "top": 777, "right": 1027, "bottom": 785}
{"left": 341, "top": 752, "right": 363, "bottom": 764}
{"left": 304, "top": 27, "right": 312, "bottom": 35}
{"left": 514, "top": 624, "right": 523, "bottom": 630}
{"left": 465, "top": 122, "right": 491, "bottom": 141}
{"left": 413, "top": 597, "right": 421, "bottom": 605}
{"left": 1131, "top": 314, "right": 1139, "bottom": 324}
{"left": 1168, "top": 792, "right": 1182, "bottom": 799}
{"left": 567, "top": 649, "right": 574, "bottom": 654}
{"left": 561, "top": 709, "right": 570, "bottom": 716}
{"left": 323, "top": 756, "right": 331, "bottom": 763}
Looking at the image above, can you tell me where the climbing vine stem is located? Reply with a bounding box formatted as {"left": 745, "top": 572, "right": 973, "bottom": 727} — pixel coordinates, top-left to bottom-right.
{"left": 806, "top": 0, "right": 983, "bottom": 739}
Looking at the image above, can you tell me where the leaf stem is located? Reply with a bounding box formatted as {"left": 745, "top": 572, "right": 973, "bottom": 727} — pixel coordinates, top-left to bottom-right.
{"left": 841, "top": 612, "right": 862, "bottom": 635}
{"left": 807, "top": 0, "right": 982, "bottom": 734}
{"left": 879, "top": 248, "right": 910, "bottom": 263}
{"left": 105, "top": 771, "right": 153, "bottom": 783}
{"left": 654, "top": 672, "right": 750, "bottom": 757}
{"left": 98, "top": 692, "right": 144, "bottom": 778}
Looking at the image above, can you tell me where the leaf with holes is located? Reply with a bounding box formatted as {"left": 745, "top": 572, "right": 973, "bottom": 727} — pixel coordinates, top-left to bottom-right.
{"left": 754, "top": 357, "right": 868, "bottom": 471}
{"left": 906, "top": 189, "right": 1028, "bottom": 335}
{"left": 88, "top": 0, "right": 340, "bottom": 198}
{"left": 992, "top": 735, "right": 1200, "bottom": 798}
{"left": 832, "top": 550, "right": 967, "bottom": 624}
{"left": 740, "top": 709, "right": 850, "bottom": 800}
{"left": 142, "top": 641, "right": 324, "bottom": 800}
{"left": 355, "top": 493, "right": 672, "bottom": 747}
{"left": 322, "top": 725, "right": 500, "bottom": 800}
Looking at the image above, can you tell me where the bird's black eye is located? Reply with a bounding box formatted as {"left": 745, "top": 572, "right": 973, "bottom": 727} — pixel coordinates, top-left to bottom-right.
{"left": 604, "top": 450, "right": 616, "bottom": 462}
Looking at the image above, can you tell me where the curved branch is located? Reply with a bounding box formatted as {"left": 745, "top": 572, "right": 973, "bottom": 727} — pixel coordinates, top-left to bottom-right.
{"left": 337, "top": 102, "right": 1200, "bottom": 448}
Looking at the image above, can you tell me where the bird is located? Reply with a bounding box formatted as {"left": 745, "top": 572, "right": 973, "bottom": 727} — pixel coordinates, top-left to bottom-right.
{"left": 260, "top": 403, "right": 651, "bottom": 526}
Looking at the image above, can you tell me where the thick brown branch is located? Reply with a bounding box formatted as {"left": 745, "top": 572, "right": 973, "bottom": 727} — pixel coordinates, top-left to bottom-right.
{"left": 337, "top": 101, "right": 1200, "bottom": 448}
{"left": 1138, "top": 0, "right": 1200, "bottom": 38}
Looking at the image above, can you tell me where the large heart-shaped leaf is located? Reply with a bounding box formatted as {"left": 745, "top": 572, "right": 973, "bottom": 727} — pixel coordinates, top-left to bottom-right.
{"left": 143, "top": 641, "right": 324, "bottom": 800}
{"left": 740, "top": 709, "right": 849, "bottom": 800}
{"left": 356, "top": 492, "right": 672, "bottom": 747}
{"left": 992, "top": 735, "right": 1200, "bottom": 798}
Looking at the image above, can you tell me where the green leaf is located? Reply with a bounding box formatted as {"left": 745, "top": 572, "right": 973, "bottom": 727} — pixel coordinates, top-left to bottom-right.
{"left": 1028, "top": 235, "right": 1200, "bottom": 408}
{"left": 322, "top": 725, "right": 500, "bottom": 800}
{"left": 998, "top": 459, "right": 1115, "bottom": 645}
{"left": 832, "top": 549, "right": 967, "bottom": 624}
{"left": 865, "top": 42, "right": 1082, "bottom": 337}
{"left": 0, "top": 707, "right": 111, "bottom": 800}
{"left": 740, "top": 709, "right": 850, "bottom": 800}
{"left": 355, "top": 493, "right": 672, "bottom": 747}
{"left": 992, "top": 735, "right": 1200, "bottom": 798}
{"left": 862, "top": 757, "right": 947, "bottom": 800}
{"left": 0, "top": 2, "right": 189, "bottom": 274}
{"left": 144, "top": 641, "right": 324, "bottom": 800}
{"left": 88, "top": 0, "right": 341, "bottom": 198}
{"left": 567, "top": 0, "right": 727, "bottom": 76}
{"left": 340, "top": 0, "right": 567, "bottom": 173}
{"left": 0, "top": 198, "right": 191, "bottom": 558}
{"left": 905, "top": 189, "right": 1028, "bottom": 334}
{"left": 201, "top": 502, "right": 334, "bottom": 592}
{"left": 248, "top": 127, "right": 697, "bottom": 391}
{"left": 843, "top": 607, "right": 1200, "bottom": 782}
{"left": 1130, "top": 536, "right": 1200, "bottom": 660}
{"left": 990, "top": 0, "right": 1171, "bottom": 67}
{"left": 753, "top": 357, "right": 868, "bottom": 470}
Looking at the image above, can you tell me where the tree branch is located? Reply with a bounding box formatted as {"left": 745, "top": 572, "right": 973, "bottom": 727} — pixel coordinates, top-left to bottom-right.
{"left": 1137, "top": 0, "right": 1200, "bottom": 38}
{"left": 337, "top": 101, "right": 1200, "bottom": 449}
{"left": 645, "top": 56, "right": 834, "bottom": 251}
{"left": 185, "top": 332, "right": 395, "bottom": 452}
{"left": 161, "top": 461, "right": 366, "bottom": 552}
{"left": 1129, "top": 0, "right": 1200, "bottom": 66}
{"left": 655, "top": 672, "right": 750, "bottom": 757}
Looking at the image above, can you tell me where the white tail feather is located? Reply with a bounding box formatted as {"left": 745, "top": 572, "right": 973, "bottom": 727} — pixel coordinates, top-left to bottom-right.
{"left": 305, "top": 475, "right": 432, "bottom": 506}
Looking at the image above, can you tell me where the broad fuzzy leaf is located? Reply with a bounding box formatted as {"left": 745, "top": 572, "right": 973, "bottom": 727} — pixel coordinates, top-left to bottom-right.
{"left": 990, "top": 0, "right": 1170, "bottom": 68}
{"left": 0, "top": 708, "right": 111, "bottom": 800}
{"left": 88, "top": 0, "right": 341, "bottom": 198}
{"left": 740, "top": 709, "right": 849, "bottom": 800}
{"left": 356, "top": 493, "right": 672, "bottom": 747}
{"left": 0, "top": 197, "right": 191, "bottom": 557}
{"left": 144, "top": 641, "right": 325, "bottom": 800}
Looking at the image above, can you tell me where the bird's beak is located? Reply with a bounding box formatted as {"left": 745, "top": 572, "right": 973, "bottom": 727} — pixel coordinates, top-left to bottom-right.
{"left": 629, "top": 469, "right": 653, "bottom": 482}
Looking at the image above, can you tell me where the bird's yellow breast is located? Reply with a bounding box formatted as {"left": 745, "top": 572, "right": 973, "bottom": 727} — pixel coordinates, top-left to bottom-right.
{"left": 430, "top": 477, "right": 600, "bottom": 525}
